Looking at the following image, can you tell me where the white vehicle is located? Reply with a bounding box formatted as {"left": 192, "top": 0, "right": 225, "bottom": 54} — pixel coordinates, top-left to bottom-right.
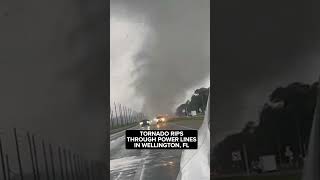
{"left": 154, "top": 115, "right": 166, "bottom": 124}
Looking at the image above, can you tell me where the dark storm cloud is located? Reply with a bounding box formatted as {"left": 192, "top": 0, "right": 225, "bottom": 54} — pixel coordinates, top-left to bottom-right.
{"left": 213, "top": 0, "right": 320, "bottom": 141}
{"left": 111, "top": 0, "right": 210, "bottom": 117}
{"left": 0, "top": 0, "right": 106, "bottom": 161}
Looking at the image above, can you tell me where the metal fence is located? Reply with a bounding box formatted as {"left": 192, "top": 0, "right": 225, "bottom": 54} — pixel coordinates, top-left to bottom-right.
{"left": 109, "top": 102, "right": 146, "bottom": 129}
{"left": 0, "top": 128, "right": 103, "bottom": 180}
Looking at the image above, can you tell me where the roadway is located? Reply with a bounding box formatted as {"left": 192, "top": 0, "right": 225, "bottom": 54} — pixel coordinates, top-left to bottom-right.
{"left": 110, "top": 120, "right": 201, "bottom": 180}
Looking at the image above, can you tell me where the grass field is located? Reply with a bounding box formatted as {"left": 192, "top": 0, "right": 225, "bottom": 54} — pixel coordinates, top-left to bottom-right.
{"left": 110, "top": 123, "right": 138, "bottom": 134}
{"left": 168, "top": 115, "right": 204, "bottom": 129}
{"left": 169, "top": 115, "right": 205, "bottom": 122}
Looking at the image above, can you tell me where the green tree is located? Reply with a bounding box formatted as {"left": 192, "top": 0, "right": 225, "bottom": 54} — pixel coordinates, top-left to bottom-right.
{"left": 175, "top": 87, "right": 209, "bottom": 116}
{"left": 212, "top": 81, "right": 318, "bottom": 173}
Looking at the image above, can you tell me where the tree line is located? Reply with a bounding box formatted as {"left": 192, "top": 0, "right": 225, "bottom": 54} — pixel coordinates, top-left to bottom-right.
{"left": 176, "top": 87, "right": 209, "bottom": 116}
{"left": 212, "top": 81, "right": 319, "bottom": 174}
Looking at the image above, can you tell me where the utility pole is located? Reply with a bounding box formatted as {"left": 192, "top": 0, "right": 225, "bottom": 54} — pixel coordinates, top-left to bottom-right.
{"left": 32, "top": 135, "right": 40, "bottom": 180}
{"left": 242, "top": 144, "right": 250, "bottom": 176}
{"left": 13, "top": 128, "right": 24, "bottom": 180}
{"left": 201, "top": 94, "right": 205, "bottom": 112}
{"left": 0, "top": 137, "right": 7, "bottom": 180}
{"left": 295, "top": 117, "right": 304, "bottom": 158}
{"left": 123, "top": 106, "right": 128, "bottom": 125}
{"left": 6, "top": 154, "right": 10, "bottom": 180}
{"left": 114, "top": 102, "right": 119, "bottom": 127}
{"left": 110, "top": 110, "right": 114, "bottom": 129}
{"left": 49, "top": 144, "right": 56, "bottom": 180}
{"left": 185, "top": 101, "right": 189, "bottom": 116}
{"left": 119, "top": 104, "right": 123, "bottom": 126}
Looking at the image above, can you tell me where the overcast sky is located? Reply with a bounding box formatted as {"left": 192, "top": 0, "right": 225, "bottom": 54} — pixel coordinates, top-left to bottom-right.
{"left": 213, "top": 0, "right": 320, "bottom": 142}
{"left": 0, "top": 0, "right": 106, "bottom": 161}
{"left": 111, "top": 0, "right": 210, "bottom": 116}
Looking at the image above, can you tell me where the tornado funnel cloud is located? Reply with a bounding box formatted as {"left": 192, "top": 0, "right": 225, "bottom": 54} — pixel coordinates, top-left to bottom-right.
{"left": 113, "top": 0, "right": 211, "bottom": 116}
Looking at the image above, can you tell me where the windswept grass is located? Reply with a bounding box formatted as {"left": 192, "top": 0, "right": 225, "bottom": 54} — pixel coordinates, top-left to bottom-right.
{"left": 110, "top": 123, "right": 138, "bottom": 134}
{"left": 168, "top": 115, "right": 204, "bottom": 129}
{"left": 169, "top": 115, "right": 205, "bottom": 122}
